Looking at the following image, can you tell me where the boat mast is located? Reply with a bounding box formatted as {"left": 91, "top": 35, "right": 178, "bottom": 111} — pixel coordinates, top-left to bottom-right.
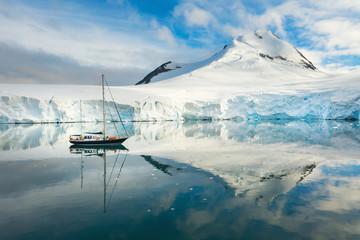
{"left": 81, "top": 150, "right": 84, "bottom": 188}
{"left": 103, "top": 150, "right": 107, "bottom": 213}
{"left": 80, "top": 100, "right": 83, "bottom": 139}
{"left": 102, "top": 74, "right": 106, "bottom": 140}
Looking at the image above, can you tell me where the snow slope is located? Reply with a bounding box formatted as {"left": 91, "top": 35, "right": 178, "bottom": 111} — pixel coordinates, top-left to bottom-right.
{"left": 0, "top": 30, "right": 360, "bottom": 123}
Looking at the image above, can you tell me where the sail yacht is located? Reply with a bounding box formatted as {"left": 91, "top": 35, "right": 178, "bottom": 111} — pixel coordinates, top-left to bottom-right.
{"left": 69, "top": 74, "right": 128, "bottom": 145}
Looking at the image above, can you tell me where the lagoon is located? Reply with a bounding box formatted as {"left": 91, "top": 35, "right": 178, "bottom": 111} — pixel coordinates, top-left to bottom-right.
{"left": 0, "top": 120, "right": 360, "bottom": 239}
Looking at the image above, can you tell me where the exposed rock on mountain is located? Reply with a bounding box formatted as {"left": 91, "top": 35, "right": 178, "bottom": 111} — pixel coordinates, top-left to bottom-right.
{"left": 135, "top": 61, "right": 181, "bottom": 85}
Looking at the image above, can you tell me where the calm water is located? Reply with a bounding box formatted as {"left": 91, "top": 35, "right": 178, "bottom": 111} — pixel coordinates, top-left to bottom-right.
{"left": 0, "top": 121, "right": 360, "bottom": 240}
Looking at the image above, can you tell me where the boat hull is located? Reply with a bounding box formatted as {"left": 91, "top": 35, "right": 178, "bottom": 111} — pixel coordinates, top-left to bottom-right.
{"left": 69, "top": 137, "right": 128, "bottom": 146}
{"left": 69, "top": 144, "right": 128, "bottom": 151}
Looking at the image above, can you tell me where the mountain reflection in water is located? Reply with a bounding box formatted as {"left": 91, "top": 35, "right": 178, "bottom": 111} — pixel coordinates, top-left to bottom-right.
{"left": 0, "top": 120, "right": 359, "bottom": 240}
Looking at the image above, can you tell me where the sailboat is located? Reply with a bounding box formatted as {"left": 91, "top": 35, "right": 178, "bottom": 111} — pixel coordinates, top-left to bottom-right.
{"left": 69, "top": 74, "right": 128, "bottom": 146}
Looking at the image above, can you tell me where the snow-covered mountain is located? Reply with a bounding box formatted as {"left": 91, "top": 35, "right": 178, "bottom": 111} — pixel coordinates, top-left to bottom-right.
{"left": 136, "top": 30, "right": 317, "bottom": 85}
{"left": 0, "top": 30, "right": 360, "bottom": 123}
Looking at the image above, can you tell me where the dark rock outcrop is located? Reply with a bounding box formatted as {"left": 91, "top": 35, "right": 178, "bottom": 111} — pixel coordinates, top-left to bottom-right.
{"left": 255, "top": 31, "right": 263, "bottom": 39}
{"left": 296, "top": 49, "right": 317, "bottom": 70}
{"left": 135, "top": 61, "right": 179, "bottom": 85}
{"left": 259, "top": 50, "right": 317, "bottom": 70}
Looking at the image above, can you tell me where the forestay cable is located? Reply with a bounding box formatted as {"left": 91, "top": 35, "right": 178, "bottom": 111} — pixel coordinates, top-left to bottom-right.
{"left": 104, "top": 77, "right": 129, "bottom": 137}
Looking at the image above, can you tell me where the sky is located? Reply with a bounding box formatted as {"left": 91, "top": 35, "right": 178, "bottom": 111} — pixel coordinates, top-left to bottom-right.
{"left": 0, "top": 0, "right": 360, "bottom": 85}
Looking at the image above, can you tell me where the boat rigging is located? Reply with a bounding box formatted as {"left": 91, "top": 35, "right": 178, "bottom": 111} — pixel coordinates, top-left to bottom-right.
{"left": 69, "top": 74, "right": 128, "bottom": 145}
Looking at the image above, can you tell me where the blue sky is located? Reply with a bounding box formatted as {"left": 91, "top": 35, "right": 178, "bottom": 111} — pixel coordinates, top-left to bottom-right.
{"left": 0, "top": 0, "right": 360, "bottom": 85}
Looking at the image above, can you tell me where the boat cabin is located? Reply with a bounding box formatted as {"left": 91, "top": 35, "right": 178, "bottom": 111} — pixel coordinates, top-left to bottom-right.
{"left": 70, "top": 132, "right": 105, "bottom": 141}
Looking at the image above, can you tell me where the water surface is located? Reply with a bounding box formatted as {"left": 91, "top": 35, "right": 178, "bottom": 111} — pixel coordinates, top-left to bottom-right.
{"left": 0, "top": 120, "right": 360, "bottom": 239}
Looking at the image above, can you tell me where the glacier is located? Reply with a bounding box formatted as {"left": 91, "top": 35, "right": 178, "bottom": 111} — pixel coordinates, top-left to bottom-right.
{"left": 0, "top": 89, "right": 359, "bottom": 123}
{"left": 134, "top": 90, "right": 360, "bottom": 121}
{"left": 0, "top": 96, "right": 135, "bottom": 123}
{"left": 0, "top": 30, "right": 360, "bottom": 123}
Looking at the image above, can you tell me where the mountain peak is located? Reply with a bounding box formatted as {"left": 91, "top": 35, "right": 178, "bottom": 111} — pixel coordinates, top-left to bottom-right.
{"left": 226, "top": 30, "right": 316, "bottom": 70}
{"left": 136, "top": 30, "right": 317, "bottom": 85}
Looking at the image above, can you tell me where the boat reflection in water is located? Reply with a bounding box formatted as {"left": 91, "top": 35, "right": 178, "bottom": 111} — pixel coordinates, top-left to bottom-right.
{"left": 69, "top": 144, "right": 128, "bottom": 212}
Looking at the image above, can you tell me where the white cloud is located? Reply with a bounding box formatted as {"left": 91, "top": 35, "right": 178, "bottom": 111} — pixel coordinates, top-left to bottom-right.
{"left": 279, "top": 2, "right": 360, "bottom": 69}
{"left": 150, "top": 19, "right": 177, "bottom": 46}
{"left": 0, "top": 1, "right": 211, "bottom": 85}
{"left": 184, "top": 6, "right": 214, "bottom": 27}
{"left": 0, "top": 41, "right": 149, "bottom": 85}
{"left": 174, "top": 3, "right": 216, "bottom": 27}
{"left": 0, "top": 5, "right": 166, "bottom": 69}
{"left": 312, "top": 19, "right": 360, "bottom": 53}
{"left": 310, "top": 0, "right": 360, "bottom": 13}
